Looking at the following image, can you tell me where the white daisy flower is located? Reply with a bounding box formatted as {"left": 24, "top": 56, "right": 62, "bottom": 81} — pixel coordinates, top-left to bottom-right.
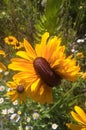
{"left": 77, "top": 39, "right": 84, "bottom": 43}
{"left": 71, "top": 48, "right": 75, "bottom": 52}
{"left": 4, "top": 71, "right": 9, "bottom": 76}
{"left": 26, "top": 117, "right": 31, "bottom": 122}
{"left": 32, "top": 112, "right": 39, "bottom": 120}
{"left": 8, "top": 107, "right": 14, "bottom": 114}
{"left": 52, "top": 123, "right": 58, "bottom": 130}
{"left": 0, "top": 85, "right": 5, "bottom": 91}
{"left": 0, "top": 98, "right": 4, "bottom": 104}
{"left": 1, "top": 109, "right": 8, "bottom": 115}
{"left": 10, "top": 113, "right": 20, "bottom": 122}
{"left": 12, "top": 100, "right": 18, "bottom": 105}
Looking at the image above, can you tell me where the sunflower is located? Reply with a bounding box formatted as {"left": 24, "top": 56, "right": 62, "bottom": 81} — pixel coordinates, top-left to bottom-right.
{"left": 6, "top": 79, "right": 29, "bottom": 104}
{"left": 66, "top": 105, "right": 86, "bottom": 130}
{"left": 8, "top": 32, "right": 80, "bottom": 104}
{"left": 4, "top": 36, "right": 18, "bottom": 45}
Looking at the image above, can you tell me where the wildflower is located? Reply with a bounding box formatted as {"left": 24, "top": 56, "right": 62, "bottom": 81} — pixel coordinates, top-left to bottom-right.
{"left": 52, "top": 123, "right": 58, "bottom": 129}
{"left": 77, "top": 39, "right": 84, "bottom": 43}
{"left": 6, "top": 79, "right": 29, "bottom": 104}
{"left": 1, "top": 11, "right": 6, "bottom": 16}
{"left": 7, "top": 87, "right": 13, "bottom": 92}
{"left": 66, "top": 105, "right": 86, "bottom": 130}
{"left": 32, "top": 112, "right": 39, "bottom": 120}
{"left": 4, "top": 36, "right": 18, "bottom": 45}
{"left": 8, "top": 107, "right": 14, "bottom": 114}
{"left": 1, "top": 109, "right": 8, "bottom": 115}
{"left": 0, "top": 85, "right": 5, "bottom": 91}
{"left": 0, "top": 98, "right": 4, "bottom": 104}
{"left": 26, "top": 117, "right": 31, "bottom": 122}
{"left": 71, "top": 48, "right": 76, "bottom": 53}
{"left": 13, "top": 42, "right": 24, "bottom": 50}
{"left": 17, "top": 110, "right": 21, "bottom": 115}
{"left": 8, "top": 32, "right": 80, "bottom": 104}
{"left": 76, "top": 52, "right": 84, "bottom": 58}
{"left": 10, "top": 113, "right": 20, "bottom": 122}
{"left": 4, "top": 71, "right": 9, "bottom": 76}
{"left": 12, "top": 100, "right": 18, "bottom": 105}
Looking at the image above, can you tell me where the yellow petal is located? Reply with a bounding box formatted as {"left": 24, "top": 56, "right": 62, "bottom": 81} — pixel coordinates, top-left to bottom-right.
{"left": 82, "top": 128, "right": 86, "bottom": 130}
{"left": 0, "top": 50, "right": 6, "bottom": 57}
{"left": 31, "top": 78, "right": 40, "bottom": 92}
{"left": 16, "top": 51, "right": 30, "bottom": 60}
{"left": 11, "top": 93, "right": 18, "bottom": 102}
{"left": 6, "top": 81, "right": 16, "bottom": 88}
{"left": 10, "top": 58, "right": 33, "bottom": 64}
{"left": 0, "top": 62, "right": 6, "bottom": 70}
{"left": 6, "top": 90, "right": 16, "bottom": 96}
{"left": 35, "top": 32, "right": 49, "bottom": 57}
{"left": 41, "top": 32, "right": 49, "bottom": 44}
{"left": 39, "top": 85, "right": 44, "bottom": 95}
{"left": 66, "top": 123, "right": 85, "bottom": 130}
{"left": 74, "top": 106, "right": 86, "bottom": 124}
{"left": 30, "top": 80, "right": 52, "bottom": 104}
{"left": 44, "top": 36, "right": 59, "bottom": 61}
{"left": 71, "top": 111, "right": 86, "bottom": 125}
{"left": 8, "top": 59, "right": 33, "bottom": 72}
{"left": 42, "top": 84, "right": 52, "bottom": 104}
{"left": 13, "top": 71, "right": 38, "bottom": 85}
{"left": 24, "top": 39, "right": 36, "bottom": 59}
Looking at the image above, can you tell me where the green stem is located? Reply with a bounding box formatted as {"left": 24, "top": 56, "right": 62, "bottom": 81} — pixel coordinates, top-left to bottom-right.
{"left": 48, "top": 83, "right": 77, "bottom": 113}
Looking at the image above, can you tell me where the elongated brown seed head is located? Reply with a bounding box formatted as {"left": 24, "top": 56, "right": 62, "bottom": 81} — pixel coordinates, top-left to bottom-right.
{"left": 33, "top": 57, "right": 61, "bottom": 87}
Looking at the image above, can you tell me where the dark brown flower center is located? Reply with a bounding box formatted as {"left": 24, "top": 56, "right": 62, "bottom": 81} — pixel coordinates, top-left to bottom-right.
{"left": 33, "top": 57, "right": 61, "bottom": 87}
{"left": 8, "top": 38, "right": 13, "bottom": 42}
{"left": 16, "top": 42, "right": 20, "bottom": 46}
{"left": 17, "top": 85, "right": 24, "bottom": 93}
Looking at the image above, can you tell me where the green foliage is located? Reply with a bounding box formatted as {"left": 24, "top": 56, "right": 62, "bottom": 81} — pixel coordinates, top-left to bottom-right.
{"left": 0, "top": 75, "right": 85, "bottom": 130}
{"left": 34, "top": 0, "right": 86, "bottom": 44}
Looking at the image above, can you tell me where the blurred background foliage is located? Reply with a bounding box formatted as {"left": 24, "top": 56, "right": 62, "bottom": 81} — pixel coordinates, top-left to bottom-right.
{"left": 0, "top": 0, "right": 86, "bottom": 65}
{"left": 0, "top": 0, "right": 86, "bottom": 41}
